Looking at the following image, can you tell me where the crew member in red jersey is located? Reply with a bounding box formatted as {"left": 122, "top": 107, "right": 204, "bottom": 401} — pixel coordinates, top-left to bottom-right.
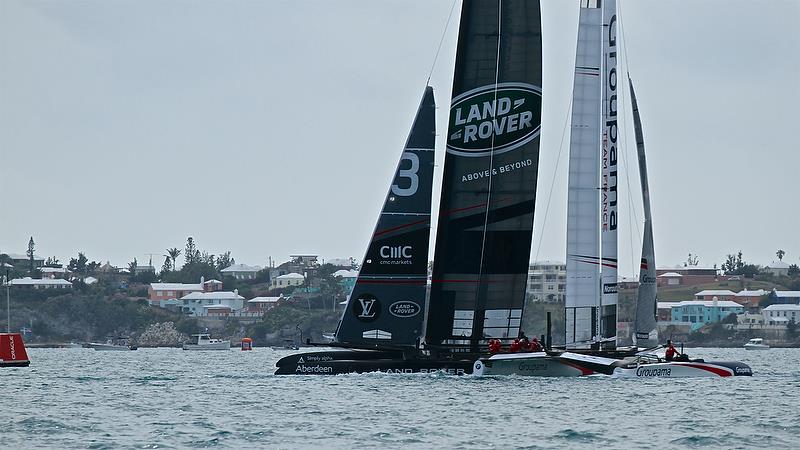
{"left": 509, "top": 338, "right": 521, "bottom": 353}
{"left": 665, "top": 340, "right": 679, "bottom": 361}
{"left": 530, "top": 337, "right": 543, "bottom": 352}
{"left": 488, "top": 338, "right": 502, "bottom": 354}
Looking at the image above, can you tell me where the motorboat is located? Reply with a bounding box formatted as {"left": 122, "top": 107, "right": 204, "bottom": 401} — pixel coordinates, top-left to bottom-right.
{"left": 182, "top": 334, "right": 230, "bottom": 351}
{"left": 84, "top": 337, "right": 137, "bottom": 351}
{"left": 744, "top": 338, "right": 769, "bottom": 350}
{"left": 271, "top": 339, "right": 300, "bottom": 351}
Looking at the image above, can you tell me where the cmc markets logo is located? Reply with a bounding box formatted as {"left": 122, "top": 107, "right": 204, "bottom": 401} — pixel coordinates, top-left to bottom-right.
{"left": 379, "top": 245, "right": 412, "bottom": 265}
{"left": 353, "top": 294, "right": 380, "bottom": 322}
{"left": 389, "top": 300, "right": 421, "bottom": 318}
{"left": 447, "top": 82, "right": 542, "bottom": 157}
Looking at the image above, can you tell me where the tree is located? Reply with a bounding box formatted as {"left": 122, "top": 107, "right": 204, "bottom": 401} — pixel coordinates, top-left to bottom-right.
{"left": 216, "top": 251, "right": 234, "bottom": 272}
{"left": 44, "top": 256, "right": 60, "bottom": 267}
{"left": 128, "top": 258, "right": 138, "bottom": 275}
{"left": 68, "top": 252, "right": 89, "bottom": 274}
{"left": 87, "top": 261, "right": 100, "bottom": 274}
{"left": 184, "top": 238, "right": 199, "bottom": 266}
{"left": 161, "top": 256, "right": 173, "bottom": 273}
{"left": 789, "top": 264, "right": 799, "bottom": 277}
{"left": 27, "top": 236, "right": 35, "bottom": 274}
{"left": 686, "top": 253, "right": 700, "bottom": 267}
{"left": 776, "top": 249, "right": 786, "bottom": 261}
{"left": 166, "top": 248, "right": 182, "bottom": 271}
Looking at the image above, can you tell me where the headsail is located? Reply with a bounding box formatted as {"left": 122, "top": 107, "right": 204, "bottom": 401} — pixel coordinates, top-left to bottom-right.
{"left": 335, "top": 87, "right": 436, "bottom": 348}
{"left": 565, "top": 1, "right": 603, "bottom": 346}
{"left": 629, "top": 77, "right": 658, "bottom": 346}
{"left": 426, "top": 0, "right": 543, "bottom": 351}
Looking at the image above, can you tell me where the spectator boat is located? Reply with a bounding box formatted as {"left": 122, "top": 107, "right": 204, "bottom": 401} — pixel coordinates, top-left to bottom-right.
{"left": 182, "top": 334, "right": 230, "bottom": 351}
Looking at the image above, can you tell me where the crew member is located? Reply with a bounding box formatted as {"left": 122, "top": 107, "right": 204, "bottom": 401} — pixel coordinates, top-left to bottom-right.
{"left": 488, "top": 338, "right": 502, "bottom": 354}
{"left": 509, "top": 338, "right": 521, "bottom": 353}
{"left": 665, "top": 340, "right": 679, "bottom": 361}
{"left": 530, "top": 337, "right": 543, "bottom": 352}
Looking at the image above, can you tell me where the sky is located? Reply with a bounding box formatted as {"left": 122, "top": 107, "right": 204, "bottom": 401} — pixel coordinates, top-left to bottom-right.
{"left": 1, "top": 0, "right": 798, "bottom": 275}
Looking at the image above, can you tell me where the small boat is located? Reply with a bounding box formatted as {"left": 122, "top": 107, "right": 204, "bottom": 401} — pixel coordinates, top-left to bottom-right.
{"left": 271, "top": 339, "right": 299, "bottom": 351}
{"left": 84, "top": 337, "right": 137, "bottom": 351}
{"left": 744, "top": 338, "right": 770, "bottom": 350}
{"left": 1, "top": 333, "right": 31, "bottom": 367}
{"left": 62, "top": 342, "right": 84, "bottom": 349}
{"left": 182, "top": 334, "right": 230, "bottom": 351}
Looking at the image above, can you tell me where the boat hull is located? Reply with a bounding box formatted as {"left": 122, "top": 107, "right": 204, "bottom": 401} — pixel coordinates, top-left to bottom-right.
{"left": 275, "top": 350, "right": 473, "bottom": 375}
{"left": 84, "top": 343, "right": 137, "bottom": 351}
{"left": 182, "top": 342, "right": 230, "bottom": 351}
{"left": 613, "top": 361, "right": 753, "bottom": 378}
{"left": 473, "top": 353, "right": 595, "bottom": 377}
{"left": 744, "top": 344, "right": 769, "bottom": 350}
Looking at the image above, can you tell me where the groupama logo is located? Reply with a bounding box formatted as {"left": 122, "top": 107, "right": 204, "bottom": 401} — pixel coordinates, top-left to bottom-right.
{"left": 447, "top": 82, "right": 542, "bottom": 157}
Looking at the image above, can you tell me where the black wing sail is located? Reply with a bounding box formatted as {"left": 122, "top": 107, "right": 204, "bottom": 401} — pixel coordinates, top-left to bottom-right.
{"left": 426, "top": 0, "right": 543, "bottom": 352}
{"left": 334, "top": 87, "right": 436, "bottom": 348}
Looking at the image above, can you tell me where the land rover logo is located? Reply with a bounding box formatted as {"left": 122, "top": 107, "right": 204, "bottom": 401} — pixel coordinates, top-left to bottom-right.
{"left": 353, "top": 294, "right": 380, "bottom": 322}
{"left": 389, "top": 300, "right": 421, "bottom": 318}
{"left": 447, "top": 82, "right": 542, "bottom": 157}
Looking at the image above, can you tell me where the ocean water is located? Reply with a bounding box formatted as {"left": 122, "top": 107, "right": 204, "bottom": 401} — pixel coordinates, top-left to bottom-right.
{"left": 3, "top": 347, "right": 798, "bottom": 449}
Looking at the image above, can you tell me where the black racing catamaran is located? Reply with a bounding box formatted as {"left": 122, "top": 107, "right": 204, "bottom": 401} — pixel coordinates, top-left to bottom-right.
{"left": 276, "top": 0, "right": 544, "bottom": 375}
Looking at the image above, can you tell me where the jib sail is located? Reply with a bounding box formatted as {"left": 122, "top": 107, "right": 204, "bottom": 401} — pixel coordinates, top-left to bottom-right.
{"left": 425, "top": 0, "right": 543, "bottom": 351}
{"left": 334, "top": 87, "right": 436, "bottom": 348}
{"left": 630, "top": 77, "right": 658, "bottom": 346}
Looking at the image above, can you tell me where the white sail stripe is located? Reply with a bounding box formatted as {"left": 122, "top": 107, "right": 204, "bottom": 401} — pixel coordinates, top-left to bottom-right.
{"left": 380, "top": 212, "right": 431, "bottom": 216}
{"left": 403, "top": 147, "right": 435, "bottom": 152}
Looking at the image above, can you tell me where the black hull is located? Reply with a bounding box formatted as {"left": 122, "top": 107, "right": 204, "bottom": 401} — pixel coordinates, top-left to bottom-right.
{"left": 275, "top": 349, "right": 473, "bottom": 375}
{"left": 1, "top": 360, "right": 31, "bottom": 367}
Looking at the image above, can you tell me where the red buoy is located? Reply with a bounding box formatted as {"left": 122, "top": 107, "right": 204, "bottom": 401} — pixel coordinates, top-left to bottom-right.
{"left": 1, "top": 333, "right": 30, "bottom": 367}
{"left": 241, "top": 337, "right": 253, "bottom": 351}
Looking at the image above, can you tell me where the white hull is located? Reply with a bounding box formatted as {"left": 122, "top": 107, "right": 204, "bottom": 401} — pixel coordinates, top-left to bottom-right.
{"left": 473, "top": 353, "right": 595, "bottom": 377}
{"left": 85, "top": 343, "right": 135, "bottom": 351}
{"left": 744, "top": 344, "right": 769, "bottom": 350}
{"left": 182, "top": 341, "right": 230, "bottom": 351}
{"left": 613, "top": 361, "right": 752, "bottom": 378}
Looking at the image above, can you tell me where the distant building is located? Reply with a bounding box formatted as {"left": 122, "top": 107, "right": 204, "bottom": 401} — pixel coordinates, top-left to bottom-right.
{"left": 148, "top": 277, "right": 224, "bottom": 305}
{"left": 670, "top": 300, "right": 744, "bottom": 329}
{"left": 762, "top": 304, "right": 800, "bottom": 326}
{"left": 332, "top": 269, "right": 358, "bottom": 294}
{"left": 40, "top": 267, "right": 69, "bottom": 279}
{"left": 694, "top": 290, "right": 736, "bottom": 302}
{"left": 733, "top": 289, "right": 768, "bottom": 309}
{"left": 736, "top": 312, "right": 765, "bottom": 326}
{"left": 526, "top": 261, "right": 566, "bottom": 303}
{"left": 247, "top": 296, "right": 283, "bottom": 313}
{"left": 220, "top": 264, "right": 262, "bottom": 280}
{"left": 656, "top": 267, "right": 718, "bottom": 285}
{"left": 657, "top": 272, "right": 683, "bottom": 286}
{"left": 10, "top": 277, "right": 72, "bottom": 289}
{"left": 134, "top": 265, "right": 156, "bottom": 275}
{"left": 767, "top": 289, "right": 800, "bottom": 305}
{"left": 764, "top": 260, "right": 790, "bottom": 277}
{"left": 178, "top": 290, "right": 245, "bottom": 316}
{"left": 270, "top": 273, "right": 305, "bottom": 289}
{"left": 83, "top": 276, "right": 98, "bottom": 285}
{"left": 656, "top": 302, "right": 676, "bottom": 321}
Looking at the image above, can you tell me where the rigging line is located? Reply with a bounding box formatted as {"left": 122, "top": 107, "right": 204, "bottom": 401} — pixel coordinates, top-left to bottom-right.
{"left": 618, "top": 0, "right": 634, "bottom": 79}
{"left": 426, "top": 0, "right": 459, "bottom": 85}
{"left": 474, "top": 0, "right": 504, "bottom": 340}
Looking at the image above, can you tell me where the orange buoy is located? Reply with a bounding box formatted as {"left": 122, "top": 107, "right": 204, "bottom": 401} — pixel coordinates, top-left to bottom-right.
{"left": 241, "top": 337, "right": 253, "bottom": 351}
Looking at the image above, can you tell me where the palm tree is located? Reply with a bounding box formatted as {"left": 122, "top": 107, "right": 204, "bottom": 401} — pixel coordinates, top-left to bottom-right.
{"left": 167, "top": 248, "right": 182, "bottom": 271}
{"left": 777, "top": 249, "right": 786, "bottom": 261}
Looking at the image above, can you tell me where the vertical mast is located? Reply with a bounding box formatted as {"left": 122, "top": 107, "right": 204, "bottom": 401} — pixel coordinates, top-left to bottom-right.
{"left": 426, "top": 0, "right": 543, "bottom": 351}
{"left": 565, "top": 0, "right": 602, "bottom": 347}
{"left": 600, "top": 0, "right": 618, "bottom": 344}
{"left": 630, "top": 77, "right": 658, "bottom": 346}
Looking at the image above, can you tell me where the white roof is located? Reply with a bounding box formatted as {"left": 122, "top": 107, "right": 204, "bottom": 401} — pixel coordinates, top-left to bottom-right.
{"left": 204, "top": 279, "right": 222, "bottom": 284}
{"left": 694, "top": 290, "right": 736, "bottom": 296}
{"left": 766, "top": 260, "right": 790, "bottom": 269}
{"left": 673, "top": 300, "right": 743, "bottom": 308}
{"left": 203, "top": 304, "right": 232, "bottom": 309}
{"left": 658, "top": 272, "right": 683, "bottom": 277}
{"left": 735, "top": 289, "right": 767, "bottom": 297}
{"left": 83, "top": 276, "right": 98, "bottom": 285}
{"left": 180, "top": 291, "right": 244, "bottom": 300}
{"left": 763, "top": 304, "right": 800, "bottom": 311}
{"left": 40, "top": 267, "right": 68, "bottom": 273}
{"left": 221, "top": 264, "right": 262, "bottom": 273}
{"left": 10, "top": 277, "right": 72, "bottom": 286}
{"left": 277, "top": 272, "right": 304, "bottom": 280}
{"left": 773, "top": 291, "right": 800, "bottom": 298}
{"left": 248, "top": 296, "right": 282, "bottom": 303}
{"left": 333, "top": 269, "right": 359, "bottom": 278}
{"left": 657, "top": 302, "right": 679, "bottom": 309}
{"left": 150, "top": 283, "right": 203, "bottom": 291}
{"left": 767, "top": 317, "right": 790, "bottom": 322}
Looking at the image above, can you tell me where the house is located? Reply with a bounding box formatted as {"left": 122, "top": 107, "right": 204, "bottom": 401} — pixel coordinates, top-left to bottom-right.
{"left": 40, "top": 267, "right": 69, "bottom": 279}
{"left": 1, "top": 253, "right": 45, "bottom": 269}
{"left": 220, "top": 264, "right": 262, "bottom": 280}
{"left": 657, "top": 272, "right": 682, "bottom": 286}
{"left": 767, "top": 289, "right": 800, "bottom": 305}
{"left": 148, "top": 277, "right": 223, "bottom": 305}
{"left": 247, "top": 296, "right": 283, "bottom": 312}
{"left": 656, "top": 267, "right": 718, "bottom": 285}
{"left": 270, "top": 273, "right": 305, "bottom": 289}
{"left": 736, "top": 312, "right": 765, "bottom": 326}
{"left": 10, "top": 277, "right": 72, "bottom": 289}
{"left": 656, "top": 302, "right": 677, "bottom": 321}
{"left": 178, "top": 290, "right": 245, "bottom": 316}
{"left": 134, "top": 265, "right": 156, "bottom": 275}
{"left": 670, "top": 300, "right": 744, "bottom": 329}
{"left": 83, "top": 276, "right": 98, "bottom": 285}
{"left": 694, "top": 290, "right": 736, "bottom": 302}
{"left": 733, "top": 289, "right": 768, "bottom": 308}
{"left": 526, "top": 261, "right": 566, "bottom": 302}
{"left": 764, "top": 260, "right": 790, "bottom": 277}
{"left": 762, "top": 304, "right": 800, "bottom": 326}
{"left": 332, "top": 269, "right": 358, "bottom": 294}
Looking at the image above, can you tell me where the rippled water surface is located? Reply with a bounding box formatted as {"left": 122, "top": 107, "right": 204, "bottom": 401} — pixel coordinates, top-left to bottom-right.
{"left": 3, "top": 347, "right": 798, "bottom": 448}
